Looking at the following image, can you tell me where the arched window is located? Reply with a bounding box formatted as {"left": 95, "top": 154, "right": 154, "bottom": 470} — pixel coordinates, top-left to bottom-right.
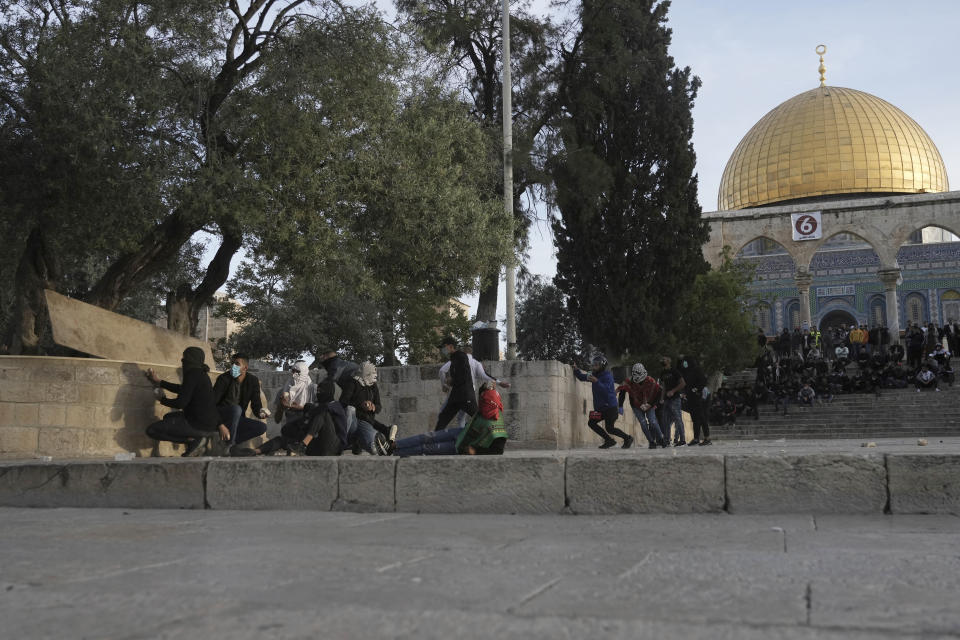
{"left": 905, "top": 293, "right": 927, "bottom": 326}
{"left": 870, "top": 297, "right": 886, "bottom": 327}
{"left": 942, "top": 290, "right": 960, "bottom": 325}
{"left": 754, "top": 302, "right": 772, "bottom": 334}
{"left": 785, "top": 301, "right": 801, "bottom": 330}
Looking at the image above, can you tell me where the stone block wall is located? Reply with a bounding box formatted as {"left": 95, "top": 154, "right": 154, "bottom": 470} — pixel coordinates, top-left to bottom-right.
{"left": 0, "top": 356, "right": 191, "bottom": 459}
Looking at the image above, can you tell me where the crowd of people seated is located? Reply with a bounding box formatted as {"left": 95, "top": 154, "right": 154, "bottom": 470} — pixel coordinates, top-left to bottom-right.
{"left": 733, "top": 321, "right": 955, "bottom": 419}
{"left": 142, "top": 338, "right": 510, "bottom": 458}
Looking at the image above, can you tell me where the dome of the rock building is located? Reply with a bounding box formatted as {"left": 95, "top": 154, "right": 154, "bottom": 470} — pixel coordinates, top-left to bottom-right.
{"left": 718, "top": 85, "right": 948, "bottom": 210}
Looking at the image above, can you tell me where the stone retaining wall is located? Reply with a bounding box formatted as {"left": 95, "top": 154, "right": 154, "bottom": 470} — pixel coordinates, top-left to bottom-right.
{"left": 1, "top": 452, "right": 957, "bottom": 514}
{"left": 0, "top": 356, "right": 690, "bottom": 459}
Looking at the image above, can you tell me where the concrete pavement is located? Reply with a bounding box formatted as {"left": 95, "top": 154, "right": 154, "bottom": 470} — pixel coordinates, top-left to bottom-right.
{"left": 1, "top": 509, "right": 959, "bottom": 638}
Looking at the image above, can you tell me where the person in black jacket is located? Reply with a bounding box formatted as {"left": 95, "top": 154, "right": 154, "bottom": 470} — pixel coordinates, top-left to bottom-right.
{"left": 339, "top": 362, "right": 397, "bottom": 454}
{"left": 212, "top": 353, "right": 268, "bottom": 454}
{"left": 678, "top": 354, "right": 712, "bottom": 446}
{"left": 145, "top": 347, "right": 223, "bottom": 457}
{"left": 435, "top": 336, "right": 477, "bottom": 431}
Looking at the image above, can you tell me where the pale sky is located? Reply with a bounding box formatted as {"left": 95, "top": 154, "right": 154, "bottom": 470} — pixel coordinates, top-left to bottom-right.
{"left": 455, "top": 0, "right": 960, "bottom": 323}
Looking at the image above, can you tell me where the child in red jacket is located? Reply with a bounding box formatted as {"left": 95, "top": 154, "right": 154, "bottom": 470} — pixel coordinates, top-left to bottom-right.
{"left": 617, "top": 363, "right": 667, "bottom": 449}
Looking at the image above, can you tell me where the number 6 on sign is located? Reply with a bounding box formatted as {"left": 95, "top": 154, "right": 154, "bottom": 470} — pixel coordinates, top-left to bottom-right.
{"left": 791, "top": 211, "right": 822, "bottom": 241}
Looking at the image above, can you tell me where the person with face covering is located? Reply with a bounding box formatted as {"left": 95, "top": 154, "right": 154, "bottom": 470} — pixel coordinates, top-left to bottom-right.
{"left": 211, "top": 353, "right": 267, "bottom": 454}
{"left": 276, "top": 361, "right": 316, "bottom": 426}
{"left": 617, "top": 363, "right": 666, "bottom": 449}
{"left": 338, "top": 361, "right": 398, "bottom": 454}
{"left": 144, "top": 347, "right": 223, "bottom": 457}
{"left": 574, "top": 354, "right": 634, "bottom": 449}
{"left": 677, "top": 354, "right": 712, "bottom": 446}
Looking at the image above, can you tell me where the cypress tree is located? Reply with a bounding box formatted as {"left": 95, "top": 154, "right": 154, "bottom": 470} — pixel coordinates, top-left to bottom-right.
{"left": 550, "top": 0, "right": 708, "bottom": 357}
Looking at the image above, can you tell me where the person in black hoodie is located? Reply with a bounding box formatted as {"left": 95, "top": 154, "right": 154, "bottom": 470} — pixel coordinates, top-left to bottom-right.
{"left": 145, "top": 347, "right": 223, "bottom": 457}
{"left": 435, "top": 336, "right": 477, "bottom": 431}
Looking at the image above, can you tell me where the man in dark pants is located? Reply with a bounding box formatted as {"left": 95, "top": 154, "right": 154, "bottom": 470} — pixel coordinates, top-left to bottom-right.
{"left": 145, "top": 347, "right": 223, "bottom": 457}
{"left": 678, "top": 354, "right": 711, "bottom": 446}
{"left": 212, "top": 353, "right": 268, "bottom": 455}
{"left": 435, "top": 337, "right": 477, "bottom": 430}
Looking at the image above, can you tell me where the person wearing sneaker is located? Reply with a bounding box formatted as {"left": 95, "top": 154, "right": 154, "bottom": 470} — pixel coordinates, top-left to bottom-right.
{"left": 574, "top": 354, "right": 634, "bottom": 449}
{"left": 659, "top": 356, "right": 686, "bottom": 445}
{"left": 237, "top": 400, "right": 348, "bottom": 457}
{"left": 678, "top": 354, "right": 712, "bottom": 446}
{"left": 144, "top": 347, "right": 223, "bottom": 457}
{"left": 915, "top": 364, "right": 941, "bottom": 392}
{"left": 383, "top": 383, "right": 507, "bottom": 457}
{"left": 212, "top": 353, "right": 268, "bottom": 454}
{"left": 339, "top": 362, "right": 397, "bottom": 454}
{"left": 617, "top": 363, "right": 665, "bottom": 449}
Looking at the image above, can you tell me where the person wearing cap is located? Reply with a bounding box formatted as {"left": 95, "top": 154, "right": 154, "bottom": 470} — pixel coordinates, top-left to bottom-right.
{"left": 435, "top": 336, "right": 477, "bottom": 430}
{"left": 144, "top": 347, "right": 223, "bottom": 457}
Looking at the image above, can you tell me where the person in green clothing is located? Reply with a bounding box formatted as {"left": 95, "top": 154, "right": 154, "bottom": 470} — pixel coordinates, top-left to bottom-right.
{"left": 382, "top": 382, "right": 507, "bottom": 456}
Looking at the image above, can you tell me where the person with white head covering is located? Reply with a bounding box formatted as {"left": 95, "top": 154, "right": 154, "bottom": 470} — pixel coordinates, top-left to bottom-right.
{"left": 617, "top": 363, "right": 666, "bottom": 449}
{"left": 338, "top": 361, "right": 398, "bottom": 454}
{"left": 276, "top": 361, "right": 316, "bottom": 426}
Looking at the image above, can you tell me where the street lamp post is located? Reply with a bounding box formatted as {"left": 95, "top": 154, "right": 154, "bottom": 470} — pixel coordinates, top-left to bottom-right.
{"left": 502, "top": 0, "right": 517, "bottom": 360}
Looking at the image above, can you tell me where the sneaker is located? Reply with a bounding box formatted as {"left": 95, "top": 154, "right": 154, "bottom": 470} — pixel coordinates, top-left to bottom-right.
{"left": 688, "top": 439, "right": 701, "bottom": 446}
{"left": 599, "top": 440, "right": 617, "bottom": 449}
{"left": 351, "top": 441, "right": 362, "bottom": 455}
{"left": 647, "top": 442, "right": 657, "bottom": 450}
{"left": 286, "top": 441, "right": 306, "bottom": 456}
{"left": 373, "top": 433, "right": 390, "bottom": 456}
{"left": 936, "top": 388, "right": 941, "bottom": 392}
{"left": 700, "top": 439, "right": 713, "bottom": 446}
{"left": 622, "top": 436, "right": 634, "bottom": 449}
{"left": 231, "top": 446, "right": 257, "bottom": 457}
{"left": 917, "top": 388, "right": 921, "bottom": 392}
{"left": 182, "top": 437, "right": 207, "bottom": 458}
{"left": 388, "top": 424, "right": 399, "bottom": 443}
{"left": 674, "top": 441, "right": 686, "bottom": 447}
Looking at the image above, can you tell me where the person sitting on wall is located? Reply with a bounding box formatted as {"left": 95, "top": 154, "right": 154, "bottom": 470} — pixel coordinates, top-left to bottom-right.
{"left": 212, "top": 353, "right": 268, "bottom": 455}
{"left": 144, "top": 347, "right": 223, "bottom": 457}
{"left": 381, "top": 382, "right": 507, "bottom": 456}
{"left": 915, "top": 363, "right": 940, "bottom": 392}
{"left": 274, "top": 361, "right": 316, "bottom": 426}
{"left": 339, "top": 361, "right": 397, "bottom": 455}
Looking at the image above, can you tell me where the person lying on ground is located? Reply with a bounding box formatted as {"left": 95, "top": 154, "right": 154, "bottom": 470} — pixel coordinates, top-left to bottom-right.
{"left": 144, "top": 347, "right": 224, "bottom": 457}
{"left": 381, "top": 382, "right": 507, "bottom": 456}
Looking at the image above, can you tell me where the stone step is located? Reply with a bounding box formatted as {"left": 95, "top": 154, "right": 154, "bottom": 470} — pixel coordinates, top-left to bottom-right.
{"left": 1, "top": 444, "right": 959, "bottom": 515}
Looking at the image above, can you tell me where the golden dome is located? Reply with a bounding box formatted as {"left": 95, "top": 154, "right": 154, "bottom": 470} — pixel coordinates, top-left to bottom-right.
{"left": 718, "top": 85, "right": 948, "bottom": 210}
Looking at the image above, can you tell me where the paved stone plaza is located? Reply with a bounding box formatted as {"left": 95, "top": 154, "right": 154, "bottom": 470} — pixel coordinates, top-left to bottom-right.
{"left": 1, "top": 508, "right": 959, "bottom": 639}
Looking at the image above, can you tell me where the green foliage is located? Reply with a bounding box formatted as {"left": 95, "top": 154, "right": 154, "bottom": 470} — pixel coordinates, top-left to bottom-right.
{"left": 515, "top": 275, "right": 584, "bottom": 363}
{"left": 549, "top": 0, "right": 709, "bottom": 356}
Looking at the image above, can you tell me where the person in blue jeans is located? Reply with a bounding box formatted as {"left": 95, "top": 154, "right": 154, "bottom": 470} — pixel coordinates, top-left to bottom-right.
{"left": 617, "top": 363, "right": 666, "bottom": 449}
{"left": 574, "top": 354, "right": 634, "bottom": 449}
{"left": 659, "top": 356, "right": 686, "bottom": 445}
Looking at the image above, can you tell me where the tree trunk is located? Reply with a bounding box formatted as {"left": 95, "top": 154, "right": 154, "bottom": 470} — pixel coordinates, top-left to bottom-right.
{"left": 475, "top": 268, "right": 500, "bottom": 323}
{"left": 86, "top": 212, "right": 197, "bottom": 311}
{"left": 7, "top": 227, "right": 59, "bottom": 355}
{"left": 166, "top": 283, "right": 193, "bottom": 336}
{"left": 381, "top": 312, "right": 399, "bottom": 366}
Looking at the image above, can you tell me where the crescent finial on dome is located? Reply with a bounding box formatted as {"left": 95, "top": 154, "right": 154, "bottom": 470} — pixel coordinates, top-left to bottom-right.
{"left": 816, "top": 44, "right": 827, "bottom": 86}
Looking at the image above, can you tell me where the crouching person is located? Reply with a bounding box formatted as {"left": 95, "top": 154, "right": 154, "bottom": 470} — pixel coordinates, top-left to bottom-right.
{"left": 340, "top": 362, "right": 398, "bottom": 455}
{"left": 145, "top": 347, "right": 223, "bottom": 457}
{"left": 384, "top": 382, "right": 507, "bottom": 456}
{"left": 915, "top": 364, "right": 941, "bottom": 392}
{"left": 213, "top": 353, "right": 268, "bottom": 455}
{"left": 617, "top": 363, "right": 666, "bottom": 449}
{"left": 236, "top": 401, "right": 348, "bottom": 456}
